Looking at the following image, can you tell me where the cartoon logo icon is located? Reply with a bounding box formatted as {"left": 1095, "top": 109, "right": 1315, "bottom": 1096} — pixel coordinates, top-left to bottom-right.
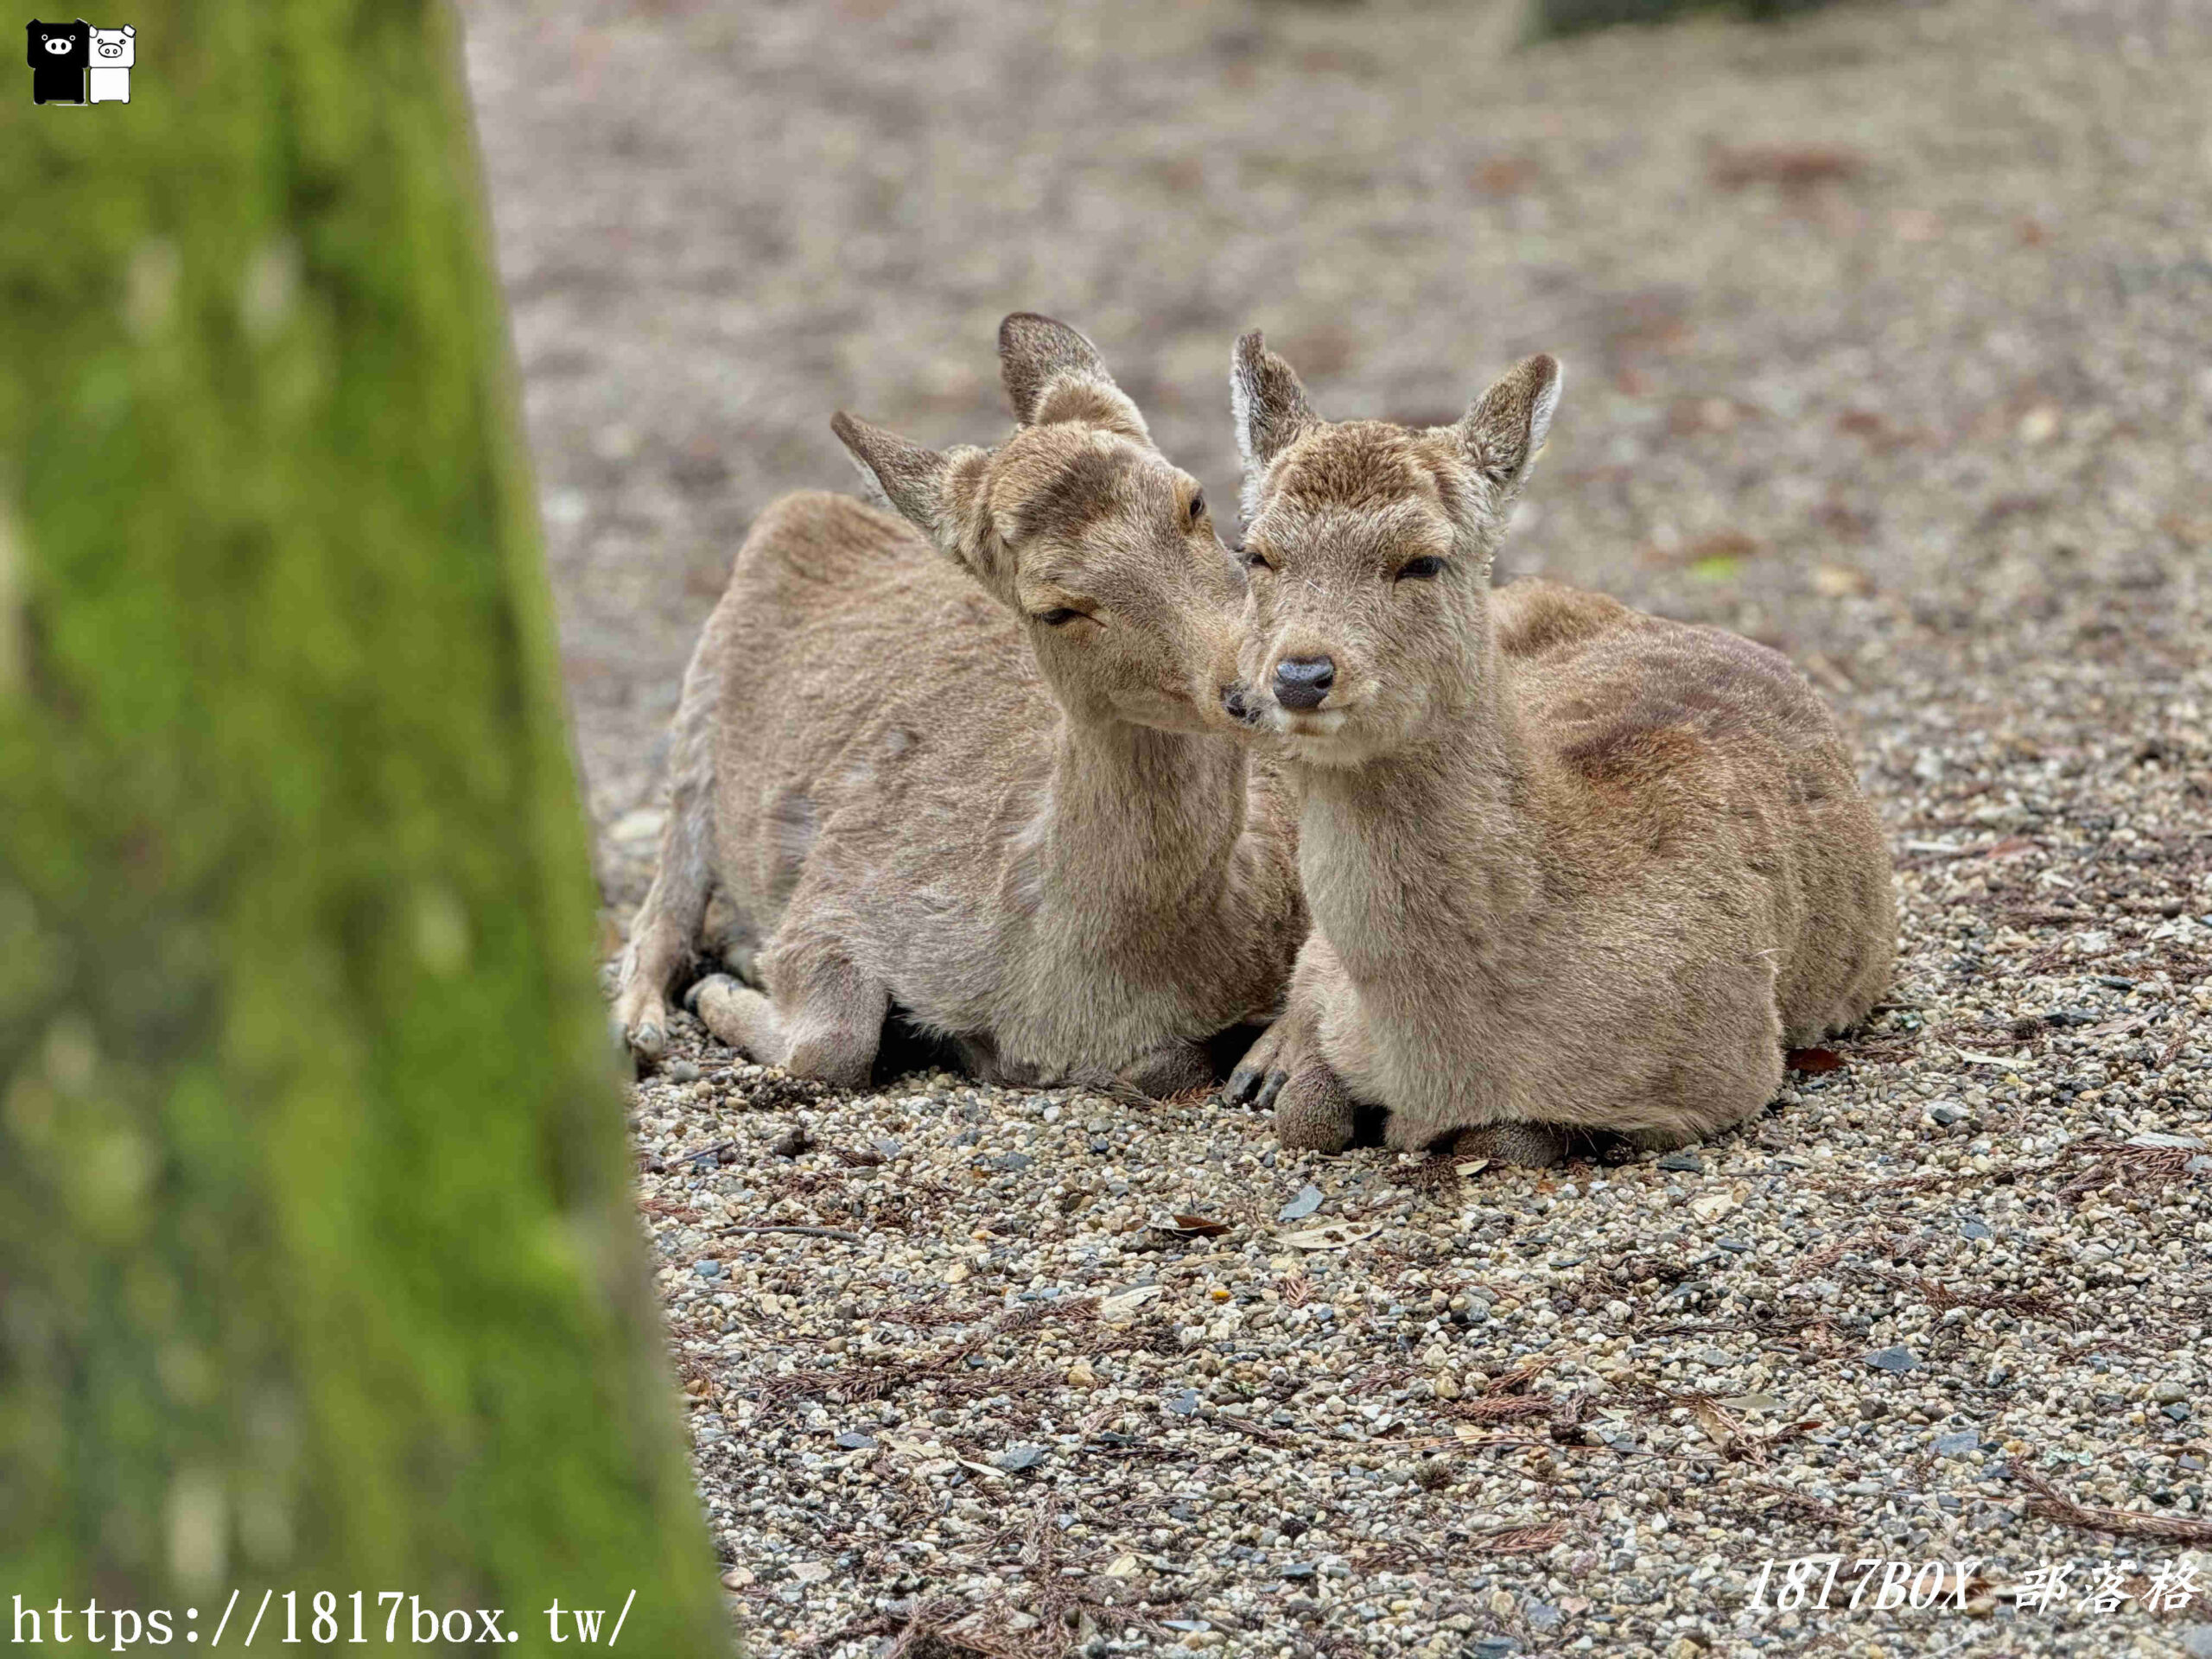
{"left": 88, "top": 22, "right": 130, "bottom": 102}
{"left": 27, "top": 19, "right": 88, "bottom": 105}
{"left": 27, "top": 17, "right": 130, "bottom": 105}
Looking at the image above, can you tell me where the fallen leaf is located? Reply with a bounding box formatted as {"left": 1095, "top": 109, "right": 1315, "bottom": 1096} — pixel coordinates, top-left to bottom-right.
{"left": 1709, "top": 143, "right": 1866, "bottom": 191}
{"left": 1278, "top": 1223, "right": 1378, "bottom": 1250}
{"left": 1722, "top": 1393, "right": 1783, "bottom": 1414}
{"left": 1688, "top": 1191, "right": 1738, "bottom": 1222}
{"left": 1955, "top": 1047, "right": 2036, "bottom": 1070}
{"left": 1685, "top": 1395, "right": 1745, "bottom": 1453}
{"left": 1786, "top": 1047, "right": 1846, "bottom": 1073}
{"left": 1666, "top": 397, "right": 1730, "bottom": 437}
{"left": 1157, "top": 1212, "right": 1230, "bottom": 1239}
{"left": 1099, "top": 1284, "right": 1163, "bottom": 1322}
{"left": 2160, "top": 512, "right": 2212, "bottom": 549}
{"left": 1678, "top": 529, "right": 1760, "bottom": 582}
{"left": 1472, "top": 155, "right": 1538, "bottom": 196}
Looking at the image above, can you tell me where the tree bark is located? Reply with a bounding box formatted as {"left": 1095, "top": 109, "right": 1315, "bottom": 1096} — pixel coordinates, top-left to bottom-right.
{"left": 0, "top": 4, "right": 731, "bottom": 1649}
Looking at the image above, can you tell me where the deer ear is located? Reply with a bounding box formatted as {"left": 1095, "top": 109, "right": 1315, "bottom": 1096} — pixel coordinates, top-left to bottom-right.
{"left": 1459, "top": 353, "right": 1562, "bottom": 492}
{"left": 998, "top": 313, "right": 1150, "bottom": 442}
{"left": 830, "top": 410, "right": 950, "bottom": 529}
{"left": 1229, "top": 331, "right": 1319, "bottom": 514}
{"left": 830, "top": 411, "right": 1004, "bottom": 598}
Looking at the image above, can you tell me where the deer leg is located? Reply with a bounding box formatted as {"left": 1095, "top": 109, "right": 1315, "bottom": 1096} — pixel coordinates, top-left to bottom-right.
{"left": 686, "top": 975, "right": 785, "bottom": 1063}
{"left": 1448, "top": 1122, "right": 1571, "bottom": 1167}
{"left": 1117, "top": 1039, "right": 1214, "bottom": 1101}
{"left": 1225, "top": 1005, "right": 1318, "bottom": 1111}
{"left": 1230, "top": 934, "right": 1340, "bottom": 1112}
{"left": 612, "top": 888, "right": 699, "bottom": 1064}
{"left": 691, "top": 939, "right": 887, "bottom": 1092}
{"left": 1273, "top": 1055, "right": 1360, "bottom": 1154}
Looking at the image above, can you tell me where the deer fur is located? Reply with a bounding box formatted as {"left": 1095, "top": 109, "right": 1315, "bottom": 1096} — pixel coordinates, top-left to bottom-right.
{"left": 611, "top": 315, "right": 1301, "bottom": 1096}
{"left": 1221, "top": 332, "right": 1895, "bottom": 1160}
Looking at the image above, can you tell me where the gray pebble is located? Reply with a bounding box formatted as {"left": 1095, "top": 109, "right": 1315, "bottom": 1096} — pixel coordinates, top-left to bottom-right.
{"left": 1866, "top": 1346, "right": 1919, "bottom": 1373}
{"left": 1656, "top": 1151, "right": 1704, "bottom": 1173}
{"left": 1280, "top": 1184, "right": 1325, "bottom": 1221}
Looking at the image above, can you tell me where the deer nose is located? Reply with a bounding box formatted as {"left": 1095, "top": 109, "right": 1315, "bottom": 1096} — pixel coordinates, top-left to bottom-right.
{"left": 1221, "top": 683, "right": 1256, "bottom": 725}
{"left": 1273, "top": 657, "right": 1335, "bottom": 711}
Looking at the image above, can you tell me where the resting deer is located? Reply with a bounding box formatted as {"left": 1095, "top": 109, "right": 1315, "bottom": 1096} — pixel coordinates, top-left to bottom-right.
{"left": 611, "top": 315, "right": 1301, "bottom": 1097}
{"left": 1221, "top": 333, "right": 1895, "bottom": 1161}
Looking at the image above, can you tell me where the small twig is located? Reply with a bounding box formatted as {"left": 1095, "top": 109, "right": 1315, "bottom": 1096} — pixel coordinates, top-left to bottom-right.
{"left": 717, "top": 1223, "right": 865, "bottom": 1243}
{"left": 647, "top": 1138, "right": 734, "bottom": 1173}
{"left": 2010, "top": 1466, "right": 2212, "bottom": 1545}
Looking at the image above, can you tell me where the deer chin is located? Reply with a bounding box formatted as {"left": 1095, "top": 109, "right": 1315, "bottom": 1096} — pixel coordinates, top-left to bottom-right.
{"left": 1116, "top": 685, "right": 1227, "bottom": 737}
{"left": 1266, "top": 704, "right": 1376, "bottom": 767}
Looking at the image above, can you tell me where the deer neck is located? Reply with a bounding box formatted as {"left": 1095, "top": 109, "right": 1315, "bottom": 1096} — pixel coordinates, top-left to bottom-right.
{"left": 1032, "top": 715, "right": 1249, "bottom": 926}
{"left": 1297, "top": 625, "right": 1545, "bottom": 970}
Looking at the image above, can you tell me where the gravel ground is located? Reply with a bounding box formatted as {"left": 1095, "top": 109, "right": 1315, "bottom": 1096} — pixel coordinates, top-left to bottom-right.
{"left": 457, "top": 0, "right": 2211, "bottom": 1651}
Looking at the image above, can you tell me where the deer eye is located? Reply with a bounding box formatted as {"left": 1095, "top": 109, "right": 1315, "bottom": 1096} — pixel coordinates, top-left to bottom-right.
{"left": 1396, "top": 556, "right": 1446, "bottom": 581}
{"left": 1035, "top": 607, "right": 1085, "bottom": 627}
{"left": 1187, "top": 490, "right": 1206, "bottom": 526}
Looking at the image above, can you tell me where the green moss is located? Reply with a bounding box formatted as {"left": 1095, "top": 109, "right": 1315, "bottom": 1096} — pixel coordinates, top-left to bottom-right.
{"left": 0, "top": 4, "right": 732, "bottom": 1649}
{"left": 1529, "top": 0, "right": 1845, "bottom": 37}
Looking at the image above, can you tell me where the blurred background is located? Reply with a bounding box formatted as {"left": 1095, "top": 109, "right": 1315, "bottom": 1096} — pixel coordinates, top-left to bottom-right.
{"left": 454, "top": 0, "right": 2211, "bottom": 918}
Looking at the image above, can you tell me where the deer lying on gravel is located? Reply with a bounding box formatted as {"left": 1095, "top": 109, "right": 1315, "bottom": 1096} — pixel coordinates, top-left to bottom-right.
{"left": 1221, "top": 333, "right": 1895, "bottom": 1160}
{"left": 612, "top": 315, "right": 1301, "bottom": 1097}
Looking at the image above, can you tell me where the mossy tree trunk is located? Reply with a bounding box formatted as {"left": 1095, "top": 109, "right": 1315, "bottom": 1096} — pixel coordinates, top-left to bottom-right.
{"left": 0, "top": 4, "right": 731, "bottom": 1649}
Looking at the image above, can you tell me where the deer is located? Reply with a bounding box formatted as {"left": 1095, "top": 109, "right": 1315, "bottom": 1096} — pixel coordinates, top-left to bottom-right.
{"left": 610, "top": 315, "right": 1302, "bottom": 1098}
{"left": 1218, "top": 331, "right": 1895, "bottom": 1163}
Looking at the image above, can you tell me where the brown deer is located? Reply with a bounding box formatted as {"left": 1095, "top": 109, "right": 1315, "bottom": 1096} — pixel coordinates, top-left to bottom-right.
{"left": 612, "top": 315, "right": 1301, "bottom": 1097}
{"left": 1221, "top": 333, "right": 1894, "bottom": 1161}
